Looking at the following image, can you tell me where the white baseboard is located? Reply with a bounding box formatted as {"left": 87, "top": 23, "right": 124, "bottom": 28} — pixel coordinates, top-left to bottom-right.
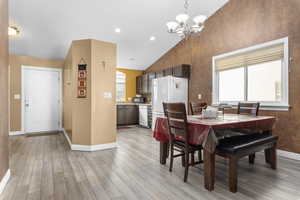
{"left": 72, "top": 142, "right": 117, "bottom": 151}
{"left": 277, "top": 150, "right": 300, "bottom": 161}
{"left": 62, "top": 128, "right": 117, "bottom": 152}
{"left": 9, "top": 131, "right": 24, "bottom": 136}
{"left": 0, "top": 169, "right": 11, "bottom": 195}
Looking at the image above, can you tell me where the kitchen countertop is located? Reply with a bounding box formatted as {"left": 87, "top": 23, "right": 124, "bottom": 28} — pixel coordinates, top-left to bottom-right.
{"left": 116, "top": 102, "right": 152, "bottom": 106}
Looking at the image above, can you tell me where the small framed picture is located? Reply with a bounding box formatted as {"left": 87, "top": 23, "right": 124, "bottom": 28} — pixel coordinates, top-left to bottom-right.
{"left": 78, "top": 88, "right": 87, "bottom": 98}
{"left": 78, "top": 80, "right": 86, "bottom": 87}
{"left": 78, "top": 70, "right": 86, "bottom": 78}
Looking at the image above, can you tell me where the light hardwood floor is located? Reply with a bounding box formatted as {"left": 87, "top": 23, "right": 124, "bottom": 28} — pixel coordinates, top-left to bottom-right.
{"left": 1, "top": 127, "right": 300, "bottom": 200}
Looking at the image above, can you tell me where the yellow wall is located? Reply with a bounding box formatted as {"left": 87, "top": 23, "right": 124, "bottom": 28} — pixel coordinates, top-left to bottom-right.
{"left": 116, "top": 68, "right": 143, "bottom": 102}
{"left": 9, "top": 55, "right": 64, "bottom": 131}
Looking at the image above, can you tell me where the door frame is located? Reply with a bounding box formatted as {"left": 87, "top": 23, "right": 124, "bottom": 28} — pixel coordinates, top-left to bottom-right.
{"left": 21, "top": 65, "right": 63, "bottom": 133}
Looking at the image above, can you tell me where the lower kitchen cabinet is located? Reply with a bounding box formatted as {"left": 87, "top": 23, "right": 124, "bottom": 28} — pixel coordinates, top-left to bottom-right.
{"left": 117, "top": 105, "right": 139, "bottom": 125}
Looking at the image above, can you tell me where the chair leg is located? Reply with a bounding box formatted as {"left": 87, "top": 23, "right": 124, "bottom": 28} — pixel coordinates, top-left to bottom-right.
{"left": 249, "top": 153, "right": 255, "bottom": 164}
{"left": 169, "top": 144, "right": 174, "bottom": 172}
{"left": 184, "top": 150, "right": 189, "bottom": 182}
{"left": 228, "top": 156, "right": 238, "bottom": 193}
{"left": 269, "top": 145, "right": 277, "bottom": 170}
{"left": 181, "top": 150, "right": 186, "bottom": 167}
{"left": 191, "top": 152, "right": 195, "bottom": 165}
{"left": 198, "top": 149, "right": 203, "bottom": 162}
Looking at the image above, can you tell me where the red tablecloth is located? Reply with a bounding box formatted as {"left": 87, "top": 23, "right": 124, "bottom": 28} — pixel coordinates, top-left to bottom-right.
{"left": 153, "top": 114, "right": 276, "bottom": 153}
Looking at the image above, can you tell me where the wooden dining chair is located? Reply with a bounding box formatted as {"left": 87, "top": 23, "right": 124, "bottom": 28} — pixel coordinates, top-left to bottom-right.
{"left": 237, "top": 102, "right": 260, "bottom": 116}
{"left": 190, "top": 102, "right": 207, "bottom": 115}
{"left": 163, "top": 102, "right": 203, "bottom": 182}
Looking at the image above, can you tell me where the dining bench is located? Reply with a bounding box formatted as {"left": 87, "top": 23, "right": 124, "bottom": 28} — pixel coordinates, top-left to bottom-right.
{"left": 216, "top": 134, "right": 278, "bottom": 193}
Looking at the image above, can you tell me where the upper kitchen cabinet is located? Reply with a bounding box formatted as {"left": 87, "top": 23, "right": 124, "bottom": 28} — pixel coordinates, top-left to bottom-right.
{"left": 163, "top": 68, "right": 173, "bottom": 76}
{"left": 147, "top": 72, "right": 156, "bottom": 93}
{"left": 136, "top": 75, "right": 143, "bottom": 95}
{"left": 156, "top": 71, "right": 164, "bottom": 78}
{"left": 142, "top": 74, "right": 149, "bottom": 94}
{"left": 173, "top": 64, "right": 191, "bottom": 79}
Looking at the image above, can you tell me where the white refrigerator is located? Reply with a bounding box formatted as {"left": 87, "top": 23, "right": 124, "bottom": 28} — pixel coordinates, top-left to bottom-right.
{"left": 152, "top": 76, "right": 188, "bottom": 130}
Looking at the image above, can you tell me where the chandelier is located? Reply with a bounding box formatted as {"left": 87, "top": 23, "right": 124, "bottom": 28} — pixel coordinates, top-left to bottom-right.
{"left": 166, "top": 0, "right": 207, "bottom": 39}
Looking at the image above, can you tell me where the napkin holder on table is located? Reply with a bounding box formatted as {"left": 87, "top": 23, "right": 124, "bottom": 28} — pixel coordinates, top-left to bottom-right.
{"left": 202, "top": 107, "right": 218, "bottom": 119}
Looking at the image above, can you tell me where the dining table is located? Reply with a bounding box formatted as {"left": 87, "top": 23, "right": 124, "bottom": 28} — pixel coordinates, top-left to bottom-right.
{"left": 153, "top": 113, "right": 276, "bottom": 191}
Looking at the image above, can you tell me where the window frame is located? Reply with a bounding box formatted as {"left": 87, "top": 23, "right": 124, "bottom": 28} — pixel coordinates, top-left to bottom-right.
{"left": 212, "top": 37, "right": 289, "bottom": 111}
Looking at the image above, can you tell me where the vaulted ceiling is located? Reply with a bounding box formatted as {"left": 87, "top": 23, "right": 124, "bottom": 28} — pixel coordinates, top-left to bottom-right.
{"left": 9, "top": 0, "right": 228, "bottom": 70}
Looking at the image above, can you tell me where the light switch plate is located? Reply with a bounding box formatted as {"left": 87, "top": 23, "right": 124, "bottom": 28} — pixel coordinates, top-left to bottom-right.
{"left": 104, "top": 92, "right": 112, "bottom": 99}
{"left": 198, "top": 94, "right": 202, "bottom": 100}
{"left": 14, "top": 94, "right": 21, "bottom": 100}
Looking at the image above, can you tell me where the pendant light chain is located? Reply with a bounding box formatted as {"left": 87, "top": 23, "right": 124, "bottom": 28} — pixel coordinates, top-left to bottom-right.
{"left": 184, "top": 0, "right": 189, "bottom": 14}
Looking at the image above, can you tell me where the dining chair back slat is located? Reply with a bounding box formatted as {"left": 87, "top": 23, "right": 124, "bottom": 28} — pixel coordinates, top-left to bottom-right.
{"left": 237, "top": 102, "right": 260, "bottom": 116}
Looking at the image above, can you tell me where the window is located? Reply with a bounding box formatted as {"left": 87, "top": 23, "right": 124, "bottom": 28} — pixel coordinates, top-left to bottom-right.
{"left": 116, "top": 71, "right": 126, "bottom": 102}
{"left": 213, "top": 37, "right": 289, "bottom": 110}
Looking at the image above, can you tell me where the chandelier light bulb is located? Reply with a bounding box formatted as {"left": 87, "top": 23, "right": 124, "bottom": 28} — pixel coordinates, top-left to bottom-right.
{"left": 166, "top": 21, "right": 179, "bottom": 32}
{"left": 176, "top": 14, "right": 189, "bottom": 24}
{"left": 166, "top": 0, "right": 206, "bottom": 39}
{"left": 193, "top": 15, "right": 207, "bottom": 25}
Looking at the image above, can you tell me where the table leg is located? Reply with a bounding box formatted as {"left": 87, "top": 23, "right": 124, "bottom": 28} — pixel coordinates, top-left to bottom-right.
{"left": 160, "top": 142, "right": 169, "bottom": 165}
{"left": 204, "top": 149, "right": 215, "bottom": 191}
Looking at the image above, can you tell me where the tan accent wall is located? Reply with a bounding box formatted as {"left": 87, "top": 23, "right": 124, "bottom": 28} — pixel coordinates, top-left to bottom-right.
{"left": 91, "top": 39, "right": 116, "bottom": 145}
{"left": 0, "top": 0, "right": 9, "bottom": 181}
{"left": 70, "top": 40, "right": 92, "bottom": 145}
{"left": 63, "top": 39, "right": 116, "bottom": 146}
{"left": 116, "top": 68, "right": 143, "bottom": 102}
{"left": 9, "top": 55, "right": 64, "bottom": 131}
{"left": 146, "top": 0, "right": 300, "bottom": 153}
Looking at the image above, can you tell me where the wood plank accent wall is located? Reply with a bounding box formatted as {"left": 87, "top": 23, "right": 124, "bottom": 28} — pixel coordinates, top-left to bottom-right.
{"left": 146, "top": 0, "right": 300, "bottom": 154}
{"left": 0, "top": 0, "right": 9, "bottom": 181}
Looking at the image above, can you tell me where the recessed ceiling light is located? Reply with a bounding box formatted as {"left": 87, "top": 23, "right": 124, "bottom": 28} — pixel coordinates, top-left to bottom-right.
{"left": 150, "top": 36, "right": 156, "bottom": 41}
{"left": 115, "top": 28, "right": 121, "bottom": 33}
{"left": 129, "top": 58, "right": 135, "bottom": 61}
{"left": 8, "top": 26, "right": 20, "bottom": 36}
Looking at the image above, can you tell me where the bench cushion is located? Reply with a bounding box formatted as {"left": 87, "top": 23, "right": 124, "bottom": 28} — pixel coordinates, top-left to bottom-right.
{"left": 217, "top": 134, "right": 278, "bottom": 154}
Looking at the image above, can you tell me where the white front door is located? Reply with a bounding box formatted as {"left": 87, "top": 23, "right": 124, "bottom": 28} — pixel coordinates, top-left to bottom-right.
{"left": 23, "top": 67, "right": 61, "bottom": 133}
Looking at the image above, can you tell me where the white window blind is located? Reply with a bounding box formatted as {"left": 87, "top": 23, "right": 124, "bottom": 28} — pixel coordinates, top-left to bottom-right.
{"left": 215, "top": 43, "right": 284, "bottom": 72}
{"left": 212, "top": 37, "right": 289, "bottom": 111}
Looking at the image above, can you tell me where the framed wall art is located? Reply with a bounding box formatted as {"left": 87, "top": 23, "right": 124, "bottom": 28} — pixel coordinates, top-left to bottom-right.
{"left": 77, "top": 58, "right": 87, "bottom": 98}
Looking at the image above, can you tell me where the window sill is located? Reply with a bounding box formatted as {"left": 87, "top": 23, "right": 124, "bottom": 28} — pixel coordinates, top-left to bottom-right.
{"left": 212, "top": 102, "right": 290, "bottom": 111}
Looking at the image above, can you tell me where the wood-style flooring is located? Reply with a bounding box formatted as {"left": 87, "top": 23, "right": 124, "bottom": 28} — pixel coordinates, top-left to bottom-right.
{"left": 1, "top": 127, "right": 300, "bottom": 200}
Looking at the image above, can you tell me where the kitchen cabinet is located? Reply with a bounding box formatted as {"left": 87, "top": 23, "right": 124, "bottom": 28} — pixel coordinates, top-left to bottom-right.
{"left": 142, "top": 74, "right": 149, "bottom": 94}
{"left": 147, "top": 72, "right": 156, "bottom": 94}
{"left": 172, "top": 64, "right": 191, "bottom": 79}
{"left": 117, "top": 105, "right": 139, "bottom": 125}
{"left": 156, "top": 71, "right": 164, "bottom": 78}
{"left": 163, "top": 68, "right": 173, "bottom": 76}
{"left": 136, "top": 76, "right": 143, "bottom": 95}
